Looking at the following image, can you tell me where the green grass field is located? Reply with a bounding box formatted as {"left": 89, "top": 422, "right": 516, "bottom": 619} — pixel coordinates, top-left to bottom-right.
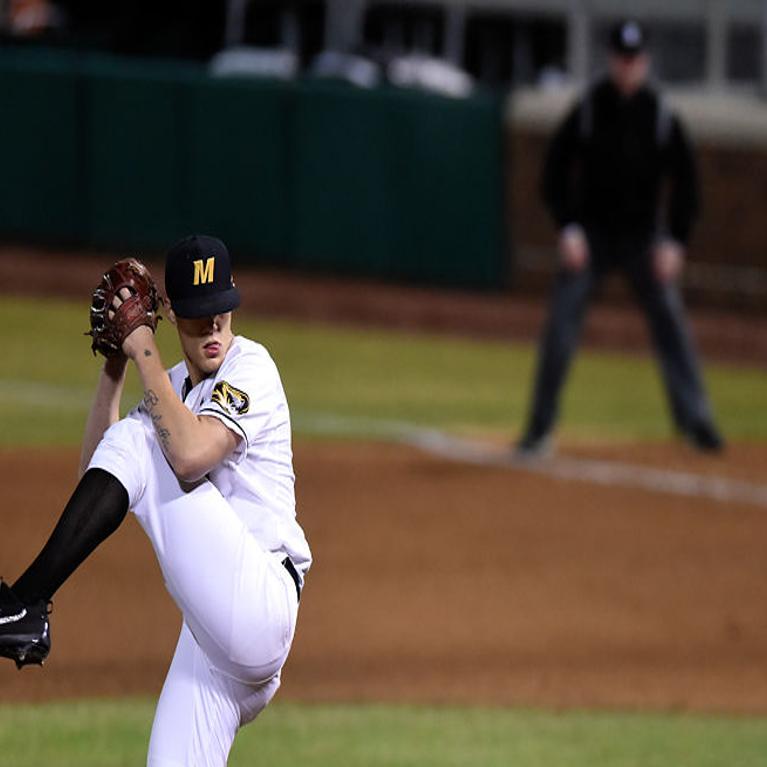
{"left": 1, "top": 700, "right": 767, "bottom": 767}
{"left": 1, "top": 295, "right": 766, "bottom": 764}
{"left": 1, "top": 296, "right": 766, "bottom": 446}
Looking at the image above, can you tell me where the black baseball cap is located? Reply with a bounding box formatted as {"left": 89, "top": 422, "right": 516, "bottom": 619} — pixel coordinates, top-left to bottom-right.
{"left": 165, "top": 235, "right": 241, "bottom": 318}
{"left": 609, "top": 19, "right": 647, "bottom": 56}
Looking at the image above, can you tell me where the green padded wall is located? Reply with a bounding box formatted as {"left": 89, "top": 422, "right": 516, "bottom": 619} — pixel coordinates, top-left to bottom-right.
{"left": 292, "top": 82, "right": 505, "bottom": 287}
{"left": 397, "top": 90, "right": 506, "bottom": 287}
{"left": 82, "top": 57, "right": 201, "bottom": 250}
{"left": 185, "top": 78, "right": 293, "bottom": 265}
{"left": 0, "top": 47, "right": 507, "bottom": 289}
{"left": 0, "top": 48, "right": 83, "bottom": 241}
{"left": 292, "top": 82, "right": 394, "bottom": 276}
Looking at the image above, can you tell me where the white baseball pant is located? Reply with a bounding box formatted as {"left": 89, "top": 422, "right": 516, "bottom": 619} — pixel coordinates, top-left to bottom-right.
{"left": 89, "top": 417, "right": 299, "bottom": 766}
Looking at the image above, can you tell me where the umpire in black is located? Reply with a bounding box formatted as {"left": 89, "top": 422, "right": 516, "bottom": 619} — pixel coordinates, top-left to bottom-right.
{"left": 517, "top": 18, "right": 724, "bottom": 456}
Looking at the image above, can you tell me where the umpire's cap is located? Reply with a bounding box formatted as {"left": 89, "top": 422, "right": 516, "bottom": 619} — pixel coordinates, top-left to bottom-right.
{"left": 609, "top": 19, "right": 647, "bottom": 55}
{"left": 165, "top": 235, "right": 241, "bottom": 319}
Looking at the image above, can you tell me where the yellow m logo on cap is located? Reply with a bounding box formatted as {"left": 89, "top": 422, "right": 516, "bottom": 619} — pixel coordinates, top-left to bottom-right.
{"left": 193, "top": 257, "right": 215, "bottom": 285}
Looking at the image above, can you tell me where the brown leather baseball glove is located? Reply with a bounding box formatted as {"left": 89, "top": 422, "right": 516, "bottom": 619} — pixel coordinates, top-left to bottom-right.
{"left": 86, "top": 258, "right": 162, "bottom": 358}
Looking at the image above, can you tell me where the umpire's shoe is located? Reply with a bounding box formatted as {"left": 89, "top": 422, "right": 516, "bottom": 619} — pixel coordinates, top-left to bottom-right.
{"left": 513, "top": 431, "right": 553, "bottom": 462}
{"left": 0, "top": 581, "right": 51, "bottom": 669}
{"left": 683, "top": 421, "right": 725, "bottom": 453}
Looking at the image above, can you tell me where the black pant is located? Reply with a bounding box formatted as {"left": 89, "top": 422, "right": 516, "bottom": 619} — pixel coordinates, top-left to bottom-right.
{"left": 523, "top": 229, "right": 714, "bottom": 440}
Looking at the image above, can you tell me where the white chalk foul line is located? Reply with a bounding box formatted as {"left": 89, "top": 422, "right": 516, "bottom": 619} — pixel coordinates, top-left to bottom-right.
{"left": 414, "top": 430, "right": 767, "bottom": 508}
{"left": 295, "top": 412, "right": 767, "bottom": 509}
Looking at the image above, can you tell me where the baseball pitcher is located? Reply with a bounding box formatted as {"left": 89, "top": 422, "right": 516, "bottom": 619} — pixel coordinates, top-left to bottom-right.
{"left": 0, "top": 235, "right": 311, "bottom": 766}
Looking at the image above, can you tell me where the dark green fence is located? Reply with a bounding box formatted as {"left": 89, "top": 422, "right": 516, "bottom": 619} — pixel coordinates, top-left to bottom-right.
{"left": 0, "top": 48, "right": 83, "bottom": 241}
{"left": 0, "top": 47, "right": 506, "bottom": 288}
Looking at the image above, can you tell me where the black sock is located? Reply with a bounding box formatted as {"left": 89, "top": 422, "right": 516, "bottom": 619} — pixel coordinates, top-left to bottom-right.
{"left": 12, "top": 468, "right": 129, "bottom": 604}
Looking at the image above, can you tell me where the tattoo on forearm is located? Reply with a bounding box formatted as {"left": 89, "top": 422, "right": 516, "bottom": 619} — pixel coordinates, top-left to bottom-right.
{"left": 154, "top": 422, "right": 171, "bottom": 451}
{"left": 144, "top": 349, "right": 152, "bottom": 357}
{"left": 143, "top": 388, "right": 171, "bottom": 451}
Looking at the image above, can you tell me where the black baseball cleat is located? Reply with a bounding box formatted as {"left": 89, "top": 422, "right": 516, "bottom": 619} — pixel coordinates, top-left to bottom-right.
{"left": 513, "top": 431, "right": 553, "bottom": 461}
{"left": 683, "top": 421, "right": 725, "bottom": 453}
{"left": 0, "top": 581, "right": 51, "bottom": 669}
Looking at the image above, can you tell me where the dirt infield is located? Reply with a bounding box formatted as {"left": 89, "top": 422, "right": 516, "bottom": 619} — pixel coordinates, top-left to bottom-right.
{"left": 2, "top": 441, "right": 767, "bottom": 714}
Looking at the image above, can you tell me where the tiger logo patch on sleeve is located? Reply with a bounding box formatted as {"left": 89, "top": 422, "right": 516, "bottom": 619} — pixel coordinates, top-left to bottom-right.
{"left": 211, "top": 380, "right": 250, "bottom": 415}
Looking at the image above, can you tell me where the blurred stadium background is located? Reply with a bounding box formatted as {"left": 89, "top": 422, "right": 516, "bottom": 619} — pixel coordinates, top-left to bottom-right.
{"left": 1, "top": 0, "right": 766, "bottom": 308}
{"left": 1, "top": 2, "right": 767, "bottom": 766}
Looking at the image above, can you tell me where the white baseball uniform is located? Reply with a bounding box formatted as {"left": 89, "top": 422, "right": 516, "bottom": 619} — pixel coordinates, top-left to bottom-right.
{"left": 88, "top": 336, "right": 311, "bottom": 767}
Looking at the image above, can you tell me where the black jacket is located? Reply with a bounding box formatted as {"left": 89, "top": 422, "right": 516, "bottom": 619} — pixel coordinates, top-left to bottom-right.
{"left": 541, "top": 78, "right": 700, "bottom": 245}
